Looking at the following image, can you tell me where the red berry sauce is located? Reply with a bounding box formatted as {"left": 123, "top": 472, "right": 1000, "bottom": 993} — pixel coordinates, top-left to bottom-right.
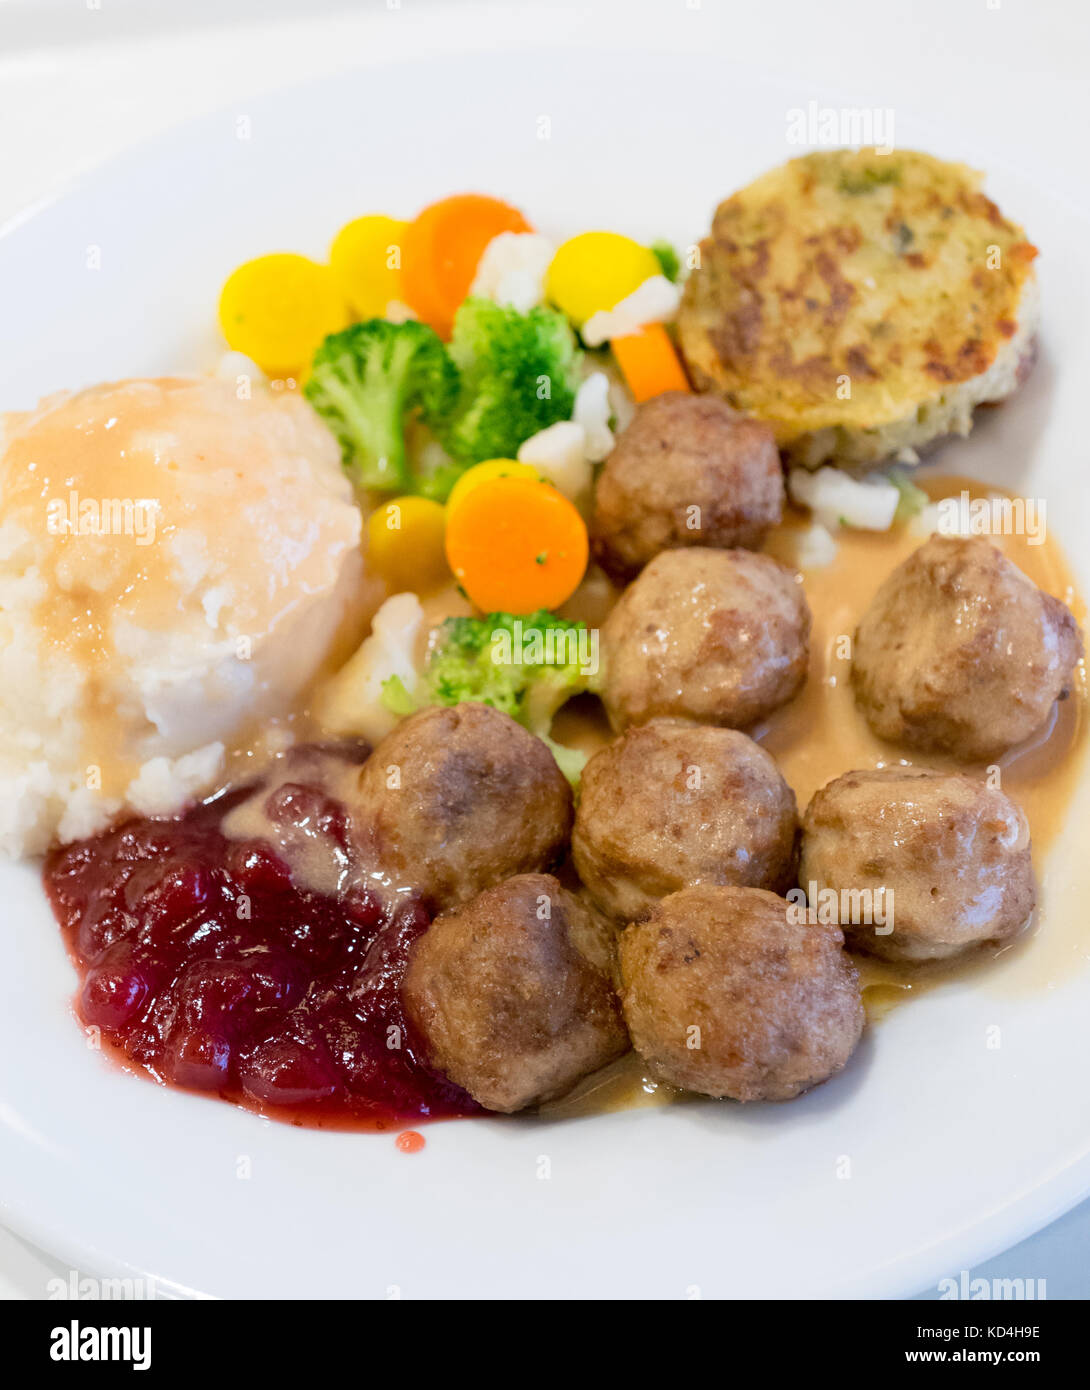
{"left": 42, "top": 750, "right": 479, "bottom": 1130}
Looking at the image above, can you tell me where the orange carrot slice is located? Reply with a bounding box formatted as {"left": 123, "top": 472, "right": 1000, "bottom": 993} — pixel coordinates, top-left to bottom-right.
{"left": 611, "top": 323, "right": 692, "bottom": 402}
{"left": 444, "top": 475, "right": 588, "bottom": 614}
{"left": 401, "top": 194, "right": 532, "bottom": 338}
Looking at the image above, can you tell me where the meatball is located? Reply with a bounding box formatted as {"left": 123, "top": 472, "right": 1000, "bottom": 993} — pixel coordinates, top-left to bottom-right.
{"left": 354, "top": 704, "right": 572, "bottom": 909}
{"left": 852, "top": 535, "right": 1083, "bottom": 762}
{"left": 799, "top": 767, "right": 1035, "bottom": 963}
{"left": 618, "top": 885, "right": 863, "bottom": 1101}
{"left": 599, "top": 548, "right": 811, "bottom": 731}
{"left": 592, "top": 392, "right": 783, "bottom": 580}
{"left": 573, "top": 721, "right": 797, "bottom": 922}
{"left": 402, "top": 873, "right": 628, "bottom": 1112}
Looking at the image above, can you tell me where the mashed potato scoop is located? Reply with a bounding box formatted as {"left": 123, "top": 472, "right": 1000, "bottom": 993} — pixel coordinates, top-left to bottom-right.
{"left": 0, "top": 376, "right": 374, "bottom": 856}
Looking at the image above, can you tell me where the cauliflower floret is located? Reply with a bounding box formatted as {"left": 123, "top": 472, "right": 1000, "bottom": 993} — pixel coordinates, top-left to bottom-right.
{"left": 215, "top": 351, "right": 266, "bottom": 389}
{"left": 788, "top": 466, "right": 899, "bottom": 532}
{"left": 518, "top": 421, "right": 592, "bottom": 508}
{"left": 383, "top": 299, "right": 419, "bottom": 324}
{"left": 469, "top": 232, "right": 555, "bottom": 314}
{"left": 788, "top": 520, "right": 839, "bottom": 570}
{"left": 312, "top": 592, "right": 424, "bottom": 743}
{"left": 910, "top": 501, "right": 947, "bottom": 540}
{"left": 581, "top": 274, "right": 682, "bottom": 348}
{"left": 573, "top": 371, "right": 614, "bottom": 462}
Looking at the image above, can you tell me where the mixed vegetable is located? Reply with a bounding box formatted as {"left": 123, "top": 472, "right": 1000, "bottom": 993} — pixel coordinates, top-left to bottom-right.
{"left": 304, "top": 319, "right": 458, "bottom": 493}
{"left": 216, "top": 189, "right": 688, "bottom": 625}
{"left": 442, "top": 297, "right": 582, "bottom": 471}
{"left": 215, "top": 192, "right": 689, "bottom": 777}
{"left": 384, "top": 610, "right": 593, "bottom": 786}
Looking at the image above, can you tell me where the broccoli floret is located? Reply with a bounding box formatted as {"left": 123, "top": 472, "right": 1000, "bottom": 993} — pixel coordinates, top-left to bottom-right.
{"left": 304, "top": 320, "right": 459, "bottom": 492}
{"left": 425, "top": 610, "right": 590, "bottom": 733}
{"left": 441, "top": 298, "right": 582, "bottom": 471}
{"left": 888, "top": 467, "right": 929, "bottom": 522}
{"left": 379, "top": 673, "right": 418, "bottom": 717}
{"left": 381, "top": 608, "right": 592, "bottom": 784}
{"left": 651, "top": 239, "right": 681, "bottom": 282}
{"left": 412, "top": 456, "right": 469, "bottom": 503}
{"left": 542, "top": 737, "right": 589, "bottom": 788}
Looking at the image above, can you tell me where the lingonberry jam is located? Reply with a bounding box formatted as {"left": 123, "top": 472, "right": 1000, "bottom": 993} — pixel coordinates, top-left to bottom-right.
{"left": 43, "top": 754, "right": 479, "bottom": 1130}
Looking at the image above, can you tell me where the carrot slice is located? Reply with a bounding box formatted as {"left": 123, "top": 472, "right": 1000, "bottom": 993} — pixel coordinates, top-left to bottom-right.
{"left": 401, "top": 194, "right": 532, "bottom": 338}
{"left": 611, "top": 323, "right": 692, "bottom": 402}
{"left": 444, "top": 476, "right": 588, "bottom": 614}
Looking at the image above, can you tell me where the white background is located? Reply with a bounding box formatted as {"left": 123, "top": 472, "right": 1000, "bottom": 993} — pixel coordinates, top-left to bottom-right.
{"left": 0, "top": 0, "right": 1087, "bottom": 1299}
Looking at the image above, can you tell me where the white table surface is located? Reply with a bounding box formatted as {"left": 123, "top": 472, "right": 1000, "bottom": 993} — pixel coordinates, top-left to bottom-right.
{"left": 0, "top": 0, "right": 1086, "bottom": 1300}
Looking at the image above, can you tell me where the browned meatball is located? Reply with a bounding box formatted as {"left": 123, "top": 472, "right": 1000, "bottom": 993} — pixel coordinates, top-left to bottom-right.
{"left": 573, "top": 721, "right": 797, "bottom": 922}
{"left": 799, "top": 767, "right": 1035, "bottom": 963}
{"left": 618, "top": 885, "right": 863, "bottom": 1101}
{"left": 354, "top": 704, "right": 571, "bottom": 909}
{"left": 402, "top": 873, "right": 628, "bottom": 1112}
{"left": 852, "top": 536, "right": 1083, "bottom": 762}
{"left": 599, "top": 548, "right": 811, "bottom": 731}
{"left": 592, "top": 392, "right": 783, "bottom": 580}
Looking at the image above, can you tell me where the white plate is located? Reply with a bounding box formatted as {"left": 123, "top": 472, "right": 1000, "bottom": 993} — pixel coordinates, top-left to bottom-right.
{"left": 2, "top": 50, "right": 1089, "bottom": 1300}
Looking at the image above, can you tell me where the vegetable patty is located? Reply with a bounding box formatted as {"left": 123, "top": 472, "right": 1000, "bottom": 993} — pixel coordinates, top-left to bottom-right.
{"left": 677, "top": 148, "right": 1039, "bottom": 469}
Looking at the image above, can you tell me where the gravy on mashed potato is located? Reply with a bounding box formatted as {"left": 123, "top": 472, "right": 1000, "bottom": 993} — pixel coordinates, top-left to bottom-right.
{"left": 0, "top": 377, "right": 380, "bottom": 856}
